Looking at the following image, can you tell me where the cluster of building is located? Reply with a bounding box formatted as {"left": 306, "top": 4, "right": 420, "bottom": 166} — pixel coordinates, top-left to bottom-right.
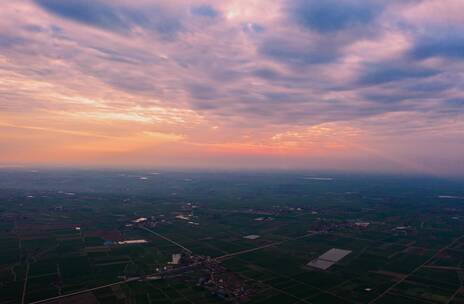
{"left": 195, "top": 257, "right": 252, "bottom": 302}
{"left": 150, "top": 252, "right": 253, "bottom": 302}
{"left": 125, "top": 215, "right": 171, "bottom": 229}
{"left": 239, "top": 205, "right": 309, "bottom": 216}
{"left": 120, "top": 206, "right": 255, "bottom": 302}
{"left": 174, "top": 212, "right": 200, "bottom": 225}
{"left": 309, "top": 218, "right": 374, "bottom": 233}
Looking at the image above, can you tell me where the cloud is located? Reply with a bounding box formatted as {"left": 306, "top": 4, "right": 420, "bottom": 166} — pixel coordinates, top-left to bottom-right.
{"left": 188, "top": 84, "right": 221, "bottom": 101}
{"left": 358, "top": 64, "right": 440, "bottom": 86}
{"left": 259, "top": 37, "right": 339, "bottom": 66}
{"left": 0, "top": 34, "right": 25, "bottom": 48}
{"left": 252, "top": 68, "right": 279, "bottom": 80}
{"left": 363, "top": 93, "right": 416, "bottom": 104}
{"left": 34, "top": 0, "right": 183, "bottom": 38}
{"left": 411, "top": 29, "right": 464, "bottom": 60}
{"left": 34, "top": 0, "right": 126, "bottom": 30}
{"left": 0, "top": 0, "right": 463, "bottom": 174}
{"left": 404, "top": 80, "right": 452, "bottom": 93}
{"left": 289, "top": 0, "right": 383, "bottom": 33}
{"left": 446, "top": 98, "right": 464, "bottom": 108}
{"left": 242, "top": 22, "right": 265, "bottom": 34}
{"left": 191, "top": 4, "right": 219, "bottom": 18}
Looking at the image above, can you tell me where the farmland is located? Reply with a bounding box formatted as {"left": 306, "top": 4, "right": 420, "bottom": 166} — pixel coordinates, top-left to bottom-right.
{"left": 0, "top": 169, "right": 463, "bottom": 303}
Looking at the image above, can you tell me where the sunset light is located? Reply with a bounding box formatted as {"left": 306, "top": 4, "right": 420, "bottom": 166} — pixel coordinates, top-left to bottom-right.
{"left": 0, "top": 0, "right": 463, "bottom": 175}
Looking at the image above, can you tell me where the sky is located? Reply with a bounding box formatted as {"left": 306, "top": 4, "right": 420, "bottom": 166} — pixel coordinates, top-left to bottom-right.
{"left": 0, "top": 0, "right": 463, "bottom": 175}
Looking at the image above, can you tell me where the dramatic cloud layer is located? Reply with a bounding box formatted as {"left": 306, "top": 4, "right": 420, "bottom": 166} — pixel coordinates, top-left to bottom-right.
{"left": 0, "top": 0, "right": 463, "bottom": 175}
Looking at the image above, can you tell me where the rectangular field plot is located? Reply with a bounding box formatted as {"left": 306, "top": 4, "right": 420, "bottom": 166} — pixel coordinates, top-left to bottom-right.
{"left": 307, "top": 248, "right": 352, "bottom": 270}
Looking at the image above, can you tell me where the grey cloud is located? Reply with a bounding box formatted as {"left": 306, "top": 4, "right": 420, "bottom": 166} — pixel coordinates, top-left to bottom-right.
{"left": 259, "top": 38, "right": 339, "bottom": 67}
{"left": 34, "top": 0, "right": 127, "bottom": 31}
{"left": 188, "top": 84, "right": 221, "bottom": 100}
{"left": 289, "top": 0, "right": 383, "bottom": 33}
{"left": 34, "top": 0, "right": 183, "bottom": 38}
{"left": 411, "top": 29, "right": 464, "bottom": 60}
{"left": 190, "top": 5, "right": 219, "bottom": 18}
{"left": 358, "top": 64, "right": 440, "bottom": 86}
{"left": 0, "top": 35, "right": 26, "bottom": 48}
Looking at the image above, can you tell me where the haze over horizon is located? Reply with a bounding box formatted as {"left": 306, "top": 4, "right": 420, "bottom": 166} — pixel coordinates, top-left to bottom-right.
{"left": 1, "top": 0, "right": 463, "bottom": 175}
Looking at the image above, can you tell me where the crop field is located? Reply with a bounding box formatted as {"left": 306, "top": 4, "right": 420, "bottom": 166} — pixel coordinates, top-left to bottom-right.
{"left": 0, "top": 170, "right": 463, "bottom": 303}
